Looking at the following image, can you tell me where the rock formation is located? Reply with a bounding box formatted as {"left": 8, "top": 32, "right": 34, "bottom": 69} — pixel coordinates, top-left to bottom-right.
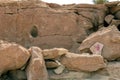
{"left": 79, "top": 25, "right": 120, "bottom": 61}
{"left": 0, "top": 40, "right": 30, "bottom": 76}
{"left": 0, "top": 0, "right": 120, "bottom": 80}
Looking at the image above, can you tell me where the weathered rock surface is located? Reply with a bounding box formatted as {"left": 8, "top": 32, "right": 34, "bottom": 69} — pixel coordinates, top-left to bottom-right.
{"left": 110, "top": 19, "right": 120, "bottom": 27}
{"left": 79, "top": 25, "right": 120, "bottom": 61}
{"left": 0, "top": 0, "right": 109, "bottom": 52}
{"left": 54, "top": 65, "right": 65, "bottom": 75}
{"left": 74, "top": 4, "right": 108, "bottom": 28}
{"left": 0, "top": 1, "right": 120, "bottom": 80}
{"left": 105, "top": 15, "right": 114, "bottom": 24}
{"left": 26, "top": 46, "right": 48, "bottom": 80}
{"left": 61, "top": 53, "right": 106, "bottom": 72}
{"left": 0, "top": 40, "right": 30, "bottom": 75}
{"left": 42, "top": 48, "right": 68, "bottom": 59}
{"left": 90, "top": 42, "right": 104, "bottom": 55}
{"left": 45, "top": 60, "right": 60, "bottom": 69}
{"left": 106, "top": 62, "right": 120, "bottom": 79}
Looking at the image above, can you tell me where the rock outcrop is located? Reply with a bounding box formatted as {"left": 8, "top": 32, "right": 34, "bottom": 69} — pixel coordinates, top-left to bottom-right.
{"left": 0, "top": 0, "right": 109, "bottom": 52}
{"left": 0, "top": 40, "right": 30, "bottom": 76}
{"left": 0, "top": 0, "right": 120, "bottom": 80}
{"left": 79, "top": 25, "right": 120, "bottom": 61}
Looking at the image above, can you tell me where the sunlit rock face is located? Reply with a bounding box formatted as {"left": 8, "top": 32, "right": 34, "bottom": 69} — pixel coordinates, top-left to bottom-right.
{"left": 0, "top": 0, "right": 108, "bottom": 52}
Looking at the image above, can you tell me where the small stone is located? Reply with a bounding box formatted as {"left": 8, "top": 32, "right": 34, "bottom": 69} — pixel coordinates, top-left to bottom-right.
{"left": 54, "top": 65, "right": 65, "bottom": 75}
{"left": 90, "top": 42, "right": 104, "bottom": 55}
{"left": 105, "top": 15, "right": 114, "bottom": 24}
{"left": 45, "top": 60, "right": 60, "bottom": 69}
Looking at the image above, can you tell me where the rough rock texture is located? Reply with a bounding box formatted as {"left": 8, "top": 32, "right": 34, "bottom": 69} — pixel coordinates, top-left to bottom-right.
{"left": 26, "top": 46, "right": 48, "bottom": 80}
{"left": 61, "top": 53, "right": 106, "bottom": 72}
{"left": 74, "top": 4, "right": 108, "bottom": 29}
{"left": 79, "top": 25, "right": 120, "bottom": 61}
{"left": 0, "top": 40, "right": 30, "bottom": 75}
{"left": 106, "top": 62, "right": 120, "bottom": 79}
{"left": 90, "top": 42, "right": 104, "bottom": 55}
{"left": 54, "top": 65, "right": 65, "bottom": 75}
{"left": 0, "top": 1, "right": 120, "bottom": 80}
{"left": 0, "top": 0, "right": 108, "bottom": 52}
{"left": 105, "top": 15, "right": 114, "bottom": 24}
{"left": 45, "top": 60, "right": 60, "bottom": 69}
{"left": 42, "top": 48, "right": 68, "bottom": 60}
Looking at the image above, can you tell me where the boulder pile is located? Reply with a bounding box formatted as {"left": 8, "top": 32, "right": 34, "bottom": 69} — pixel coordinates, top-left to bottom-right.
{"left": 0, "top": 0, "right": 120, "bottom": 80}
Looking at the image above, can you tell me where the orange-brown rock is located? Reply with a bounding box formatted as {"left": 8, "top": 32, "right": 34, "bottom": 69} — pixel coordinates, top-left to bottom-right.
{"left": 0, "top": 0, "right": 109, "bottom": 52}
{"left": 74, "top": 4, "right": 108, "bottom": 27}
{"left": 26, "top": 46, "right": 48, "bottom": 80}
{"left": 79, "top": 25, "right": 120, "bottom": 61}
{"left": 61, "top": 53, "right": 106, "bottom": 72}
{"left": 42, "top": 48, "right": 68, "bottom": 59}
{"left": 0, "top": 40, "right": 30, "bottom": 75}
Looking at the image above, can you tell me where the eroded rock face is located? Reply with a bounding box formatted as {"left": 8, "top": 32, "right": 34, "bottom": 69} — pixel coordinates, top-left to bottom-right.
{"left": 26, "top": 46, "right": 48, "bottom": 80}
{"left": 79, "top": 25, "right": 120, "bottom": 61}
{"left": 74, "top": 4, "right": 108, "bottom": 30}
{"left": 61, "top": 53, "right": 106, "bottom": 72}
{"left": 0, "top": 40, "right": 30, "bottom": 75}
{"left": 0, "top": 0, "right": 109, "bottom": 52}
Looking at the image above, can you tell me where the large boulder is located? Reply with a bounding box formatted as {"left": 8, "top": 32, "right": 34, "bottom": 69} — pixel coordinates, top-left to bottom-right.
{"left": 26, "top": 46, "right": 48, "bottom": 80}
{"left": 0, "top": 40, "right": 30, "bottom": 75}
{"left": 61, "top": 53, "right": 106, "bottom": 72}
{"left": 79, "top": 25, "right": 120, "bottom": 61}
